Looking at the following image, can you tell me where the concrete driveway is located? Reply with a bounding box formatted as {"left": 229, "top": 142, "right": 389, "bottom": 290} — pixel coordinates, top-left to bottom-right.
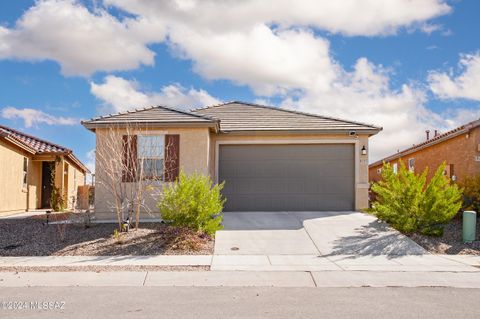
{"left": 214, "top": 211, "right": 426, "bottom": 256}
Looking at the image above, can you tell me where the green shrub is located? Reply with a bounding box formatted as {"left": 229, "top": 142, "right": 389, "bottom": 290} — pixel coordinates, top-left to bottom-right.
{"left": 158, "top": 171, "right": 225, "bottom": 236}
{"left": 461, "top": 174, "right": 480, "bottom": 212}
{"left": 371, "top": 161, "right": 462, "bottom": 236}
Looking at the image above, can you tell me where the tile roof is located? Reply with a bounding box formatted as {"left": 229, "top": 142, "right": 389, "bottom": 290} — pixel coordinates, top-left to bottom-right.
{"left": 192, "top": 101, "right": 381, "bottom": 133}
{"left": 0, "top": 124, "right": 89, "bottom": 172}
{"left": 370, "top": 118, "right": 480, "bottom": 167}
{"left": 0, "top": 124, "right": 68, "bottom": 153}
{"left": 82, "top": 101, "right": 381, "bottom": 134}
{"left": 82, "top": 105, "right": 217, "bottom": 129}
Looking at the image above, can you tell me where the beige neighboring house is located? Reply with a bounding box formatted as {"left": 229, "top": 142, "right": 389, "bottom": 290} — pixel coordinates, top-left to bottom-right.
{"left": 0, "top": 125, "right": 89, "bottom": 215}
{"left": 82, "top": 101, "right": 382, "bottom": 220}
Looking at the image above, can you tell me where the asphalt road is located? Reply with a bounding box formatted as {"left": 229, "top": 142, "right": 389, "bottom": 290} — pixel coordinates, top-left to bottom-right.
{"left": 1, "top": 287, "right": 479, "bottom": 319}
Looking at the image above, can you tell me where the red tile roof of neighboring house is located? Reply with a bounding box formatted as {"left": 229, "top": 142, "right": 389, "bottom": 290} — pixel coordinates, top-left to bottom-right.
{"left": 370, "top": 118, "right": 480, "bottom": 167}
{"left": 0, "top": 124, "right": 89, "bottom": 172}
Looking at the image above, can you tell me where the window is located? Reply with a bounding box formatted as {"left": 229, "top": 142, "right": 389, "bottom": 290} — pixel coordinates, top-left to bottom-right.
{"left": 408, "top": 158, "right": 414, "bottom": 172}
{"left": 392, "top": 163, "right": 398, "bottom": 174}
{"left": 22, "top": 157, "right": 28, "bottom": 189}
{"left": 137, "top": 135, "right": 165, "bottom": 180}
{"left": 376, "top": 168, "right": 382, "bottom": 174}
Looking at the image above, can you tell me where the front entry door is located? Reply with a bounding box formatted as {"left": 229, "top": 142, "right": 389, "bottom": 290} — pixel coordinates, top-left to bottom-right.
{"left": 41, "top": 162, "right": 53, "bottom": 209}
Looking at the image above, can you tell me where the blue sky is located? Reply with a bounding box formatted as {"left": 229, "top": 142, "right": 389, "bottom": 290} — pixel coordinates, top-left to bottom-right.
{"left": 0, "top": 0, "right": 479, "bottom": 170}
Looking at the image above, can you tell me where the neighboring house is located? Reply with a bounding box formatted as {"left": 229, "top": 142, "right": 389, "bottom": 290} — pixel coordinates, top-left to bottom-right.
{"left": 369, "top": 118, "right": 480, "bottom": 184}
{"left": 0, "top": 125, "right": 89, "bottom": 214}
{"left": 82, "top": 101, "right": 381, "bottom": 219}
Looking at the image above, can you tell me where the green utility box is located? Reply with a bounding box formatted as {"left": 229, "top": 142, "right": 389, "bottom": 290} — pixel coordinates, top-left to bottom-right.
{"left": 463, "top": 211, "right": 477, "bottom": 243}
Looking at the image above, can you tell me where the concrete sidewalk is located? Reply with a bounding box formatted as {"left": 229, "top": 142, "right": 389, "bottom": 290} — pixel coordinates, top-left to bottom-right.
{"left": 0, "top": 254, "right": 478, "bottom": 271}
{"left": 1, "top": 270, "right": 480, "bottom": 288}
{"left": 211, "top": 254, "right": 480, "bottom": 271}
{"left": 0, "top": 255, "right": 212, "bottom": 267}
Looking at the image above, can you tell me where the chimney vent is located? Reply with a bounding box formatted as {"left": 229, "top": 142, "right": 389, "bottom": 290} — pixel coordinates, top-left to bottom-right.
{"left": 425, "top": 130, "right": 430, "bottom": 140}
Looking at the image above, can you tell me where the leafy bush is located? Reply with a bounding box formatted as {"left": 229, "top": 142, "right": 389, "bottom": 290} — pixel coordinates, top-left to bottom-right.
{"left": 50, "top": 186, "right": 65, "bottom": 212}
{"left": 158, "top": 171, "right": 225, "bottom": 236}
{"left": 371, "top": 161, "right": 462, "bottom": 236}
{"left": 461, "top": 174, "right": 480, "bottom": 212}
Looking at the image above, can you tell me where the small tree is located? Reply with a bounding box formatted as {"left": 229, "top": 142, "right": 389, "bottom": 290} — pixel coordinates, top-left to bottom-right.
{"left": 371, "top": 161, "right": 462, "bottom": 236}
{"left": 158, "top": 171, "right": 225, "bottom": 236}
{"left": 95, "top": 123, "right": 167, "bottom": 230}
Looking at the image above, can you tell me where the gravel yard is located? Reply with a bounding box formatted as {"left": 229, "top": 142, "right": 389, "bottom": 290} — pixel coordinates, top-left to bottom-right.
{"left": 0, "top": 213, "right": 213, "bottom": 256}
{"left": 409, "top": 214, "right": 480, "bottom": 255}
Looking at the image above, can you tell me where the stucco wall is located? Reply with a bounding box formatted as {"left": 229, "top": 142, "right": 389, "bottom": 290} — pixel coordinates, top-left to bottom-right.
{"left": 0, "top": 140, "right": 43, "bottom": 213}
{"left": 94, "top": 127, "right": 211, "bottom": 219}
{"left": 209, "top": 132, "right": 371, "bottom": 210}
{"left": 64, "top": 159, "right": 86, "bottom": 209}
{"left": 369, "top": 127, "right": 480, "bottom": 184}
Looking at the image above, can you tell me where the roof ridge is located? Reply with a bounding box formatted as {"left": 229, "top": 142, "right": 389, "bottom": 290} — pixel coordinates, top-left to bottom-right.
{"left": 370, "top": 117, "right": 480, "bottom": 167}
{"left": 193, "top": 101, "right": 381, "bottom": 130}
{"left": 83, "top": 104, "right": 218, "bottom": 123}
{"left": 0, "top": 124, "right": 70, "bottom": 153}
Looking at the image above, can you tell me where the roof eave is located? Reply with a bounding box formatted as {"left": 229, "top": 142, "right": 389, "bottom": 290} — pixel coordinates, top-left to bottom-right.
{"left": 218, "top": 128, "right": 382, "bottom": 135}
{"left": 82, "top": 121, "right": 218, "bottom": 131}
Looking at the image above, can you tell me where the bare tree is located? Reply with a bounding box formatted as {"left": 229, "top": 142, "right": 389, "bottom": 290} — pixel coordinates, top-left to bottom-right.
{"left": 95, "top": 123, "right": 178, "bottom": 230}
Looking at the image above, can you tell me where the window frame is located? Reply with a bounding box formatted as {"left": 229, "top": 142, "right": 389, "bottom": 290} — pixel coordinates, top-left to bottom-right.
{"left": 392, "top": 163, "right": 398, "bottom": 174}
{"left": 22, "top": 157, "right": 28, "bottom": 191}
{"left": 136, "top": 134, "right": 166, "bottom": 181}
{"left": 408, "top": 158, "right": 415, "bottom": 172}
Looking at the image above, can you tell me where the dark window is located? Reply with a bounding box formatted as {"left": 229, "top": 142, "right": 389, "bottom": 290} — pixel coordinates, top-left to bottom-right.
{"left": 22, "top": 157, "right": 28, "bottom": 189}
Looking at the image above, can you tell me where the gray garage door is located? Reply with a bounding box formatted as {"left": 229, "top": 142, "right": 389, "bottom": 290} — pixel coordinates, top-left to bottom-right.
{"left": 219, "top": 144, "right": 355, "bottom": 211}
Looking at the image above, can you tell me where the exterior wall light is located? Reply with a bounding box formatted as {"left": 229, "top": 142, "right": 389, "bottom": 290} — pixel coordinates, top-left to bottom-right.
{"left": 361, "top": 145, "right": 367, "bottom": 155}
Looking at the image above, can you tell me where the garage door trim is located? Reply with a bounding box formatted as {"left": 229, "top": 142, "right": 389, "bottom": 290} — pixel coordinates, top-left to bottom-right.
{"left": 215, "top": 139, "right": 359, "bottom": 209}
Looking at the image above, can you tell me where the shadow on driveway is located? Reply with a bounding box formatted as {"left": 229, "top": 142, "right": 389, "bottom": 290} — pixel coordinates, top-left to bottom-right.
{"left": 322, "top": 219, "right": 426, "bottom": 258}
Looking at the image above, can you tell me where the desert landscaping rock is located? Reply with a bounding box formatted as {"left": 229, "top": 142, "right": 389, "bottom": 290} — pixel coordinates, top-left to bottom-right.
{"left": 0, "top": 215, "right": 213, "bottom": 256}
{"left": 409, "top": 214, "right": 480, "bottom": 255}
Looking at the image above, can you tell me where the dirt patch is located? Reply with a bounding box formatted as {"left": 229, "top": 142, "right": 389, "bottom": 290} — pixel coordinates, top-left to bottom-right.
{"left": 408, "top": 214, "right": 480, "bottom": 255}
{"left": 0, "top": 214, "right": 213, "bottom": 256}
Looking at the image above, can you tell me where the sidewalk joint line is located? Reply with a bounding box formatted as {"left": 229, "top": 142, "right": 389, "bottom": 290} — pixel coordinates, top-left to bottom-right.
{"left": 309, "top": 271, "right": 317, "bottom": 287}
{"left": 143, "top": 272, "right": 148, "bottom": 286}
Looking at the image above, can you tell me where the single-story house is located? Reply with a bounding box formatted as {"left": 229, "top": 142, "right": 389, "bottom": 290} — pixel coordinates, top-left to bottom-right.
{"left": 0, "top": 125, "right": 89, "bottom": 215}
{"left": 369, "top": 118, "right": 480, "bottom": 184}
{"left": 82, "top": 101, "right": 381, "bottom": 220}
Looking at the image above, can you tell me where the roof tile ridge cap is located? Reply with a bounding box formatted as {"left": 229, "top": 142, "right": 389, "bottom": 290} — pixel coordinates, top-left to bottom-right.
{"left": 154, "top": 104, "right": 217, "bottom": 121}
{"left": 0, "top": 124, "right": 69, "bottom": 153}
{"left": 222, "top": 101, "right": 381, "bottom": 130}
{"left": 84, "top": 105, "right": 159, "bottom": 122}
{"left": 190, "top": 100, "right": 236, "bottom": 111}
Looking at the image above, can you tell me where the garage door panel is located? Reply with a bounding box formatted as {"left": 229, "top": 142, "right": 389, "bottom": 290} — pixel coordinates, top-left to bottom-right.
{"left": 219, "top": 144, "right": 355, "bottom": 211}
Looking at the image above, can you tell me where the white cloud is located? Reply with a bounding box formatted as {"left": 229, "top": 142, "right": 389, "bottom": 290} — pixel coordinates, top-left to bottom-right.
{"left": 85, "top": 149, "right": 95, "bottom": 174}
{"left": 278, "top": 58, "right": 479, "bottom": 162}
{"left": 90, "top": 75, "right": 220, "bottom": 112}
{"left": 1, "top": 106, "right": 78, "bottom": 127}
{"left": 428, "top": 52, "right": 480, "bottom": 100}
{"left": 106, "top": 0, "right": 451, "bottom": 36}
{"left": 0, "top": 0, "right": 164, "bottom": 76}
{"left": 170, "top": 26, "right": 336, "bottom": 96}
{"left": 0, "top": 0, "right": 450, "bottom": 75}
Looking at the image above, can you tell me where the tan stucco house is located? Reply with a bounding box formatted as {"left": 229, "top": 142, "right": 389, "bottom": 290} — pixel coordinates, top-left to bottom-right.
{"left": 0, "top": 125, "right": 89, "bottom": 215}
{"left": 83, "top": 102, "right": 381, "bottom": 219}
{"left": 370, "top": 118, "right": 480, "bottom": 184}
